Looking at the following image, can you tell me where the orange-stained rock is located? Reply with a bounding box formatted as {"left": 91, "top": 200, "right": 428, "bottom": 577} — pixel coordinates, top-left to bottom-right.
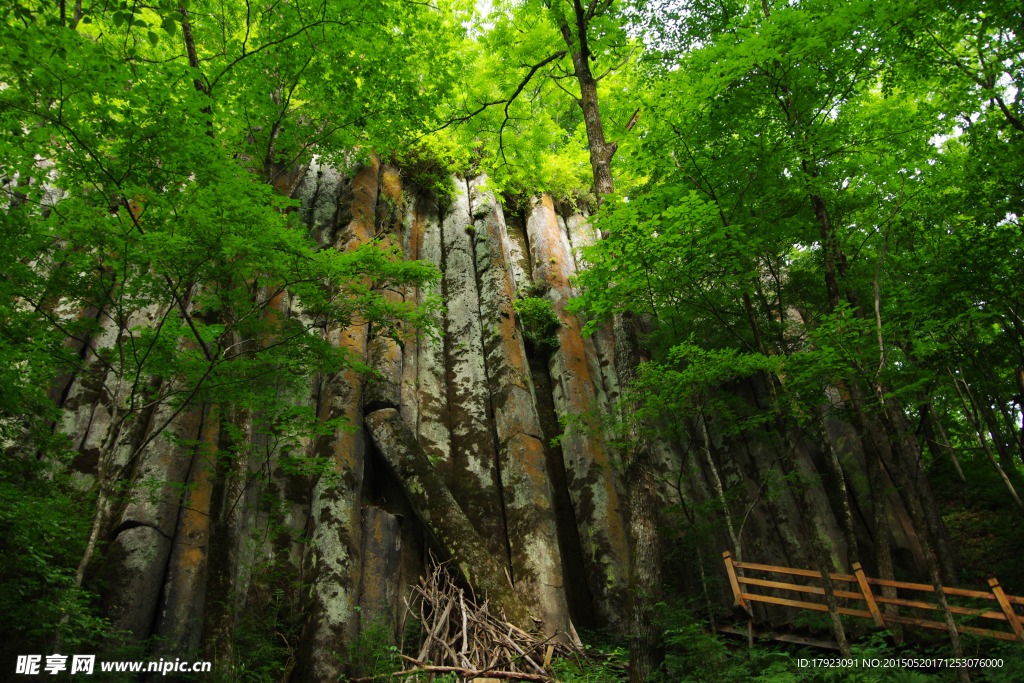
{"left": 366, "top": 165, "right": 407, "bottom": 413}
{"left": 298, "top": 155, "right": 379, "bottom": 683}
{"left": 469, "top": 177, "right": 570, "bottom": 639}
{"left": 356, "top": 507, "right": 402, "bottom": 644}
{"left": 152, "top": 405, "right": 221, "bottom": 657}
{"left": 526, "top": 194, "right": 630, "bottom": 631}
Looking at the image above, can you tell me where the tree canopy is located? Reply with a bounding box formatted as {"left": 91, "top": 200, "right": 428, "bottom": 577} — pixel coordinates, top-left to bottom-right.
{"left": 3, "top": 0, "right": 1024, "bottom": 678}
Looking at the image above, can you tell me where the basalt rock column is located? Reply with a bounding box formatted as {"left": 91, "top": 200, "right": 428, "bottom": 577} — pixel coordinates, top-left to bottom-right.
{"left": 439, "top": 179, "right": 508, "bottom": 564}
{"left": 414, "top": 195, "right": 450, "bottom": 473}
{"left": 100, "top": 404, "right": 203, "bottom": 639}
{"left": 356, "top": 507, "right": 403, "bottom": 643}
{"left": 469, "top": 177, "right": 571, "bottom": 638}
{"left": 297, "top": 156, "right": 379, "bottom": 683}
{"left": 365, "top": 165, "right": 406, "bottom": 414}
{"left": 561, "top": 214, "right": 620, "bottom": 424}
{"left": 151, "top": 405, "right": 220, "bottom": 659}
{"left": 364, "top": 408, "right": 530, "bottom": 627}
{"left": 526, "top": 194, "right": 630, "bottom": 630}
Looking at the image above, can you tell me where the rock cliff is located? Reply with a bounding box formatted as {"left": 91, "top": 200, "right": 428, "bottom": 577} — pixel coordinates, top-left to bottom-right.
{"left": 52, "top": 158, "right": 953, "bottom": 680}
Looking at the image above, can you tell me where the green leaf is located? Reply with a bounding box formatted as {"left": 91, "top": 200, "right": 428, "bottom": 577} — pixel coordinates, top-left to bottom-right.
{"left": 162, "top": 17, "right": 177, "bottom": 34}
{"left": 148, "top": 31, "right": 159, "bottom": 47}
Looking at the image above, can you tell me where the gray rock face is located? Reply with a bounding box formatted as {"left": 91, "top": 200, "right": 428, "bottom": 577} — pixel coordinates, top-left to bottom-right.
{"left": 357, "top": 507, "right": 403, "bottom": 642}
{"left": 45, "top": 163, "right": 953, "bottom": 672}
{"left": 101, "top": 525, "right": 172, "bottom": 639}
{"left": 363, "top": 407, "right": 529, "bottom": 626}
{"left": 469, "top": 177, "right": 571, "bottom": 639}
{"left": 152, "top": 407, "right": 221, "bottom": 658}
{"left": 102, "top": 404, "right": 203, "bottom": 639}
{"left": 439, "top": 178, "right": 508, "bottom": 563}
{"left": 297, "top": 157, "right": 380, "bottom": 683}
{"left": 414, "top": 197, "right": 451, "bottom": 471}
{"left": 525, "top": 194, "right": 631, "bottom": 630}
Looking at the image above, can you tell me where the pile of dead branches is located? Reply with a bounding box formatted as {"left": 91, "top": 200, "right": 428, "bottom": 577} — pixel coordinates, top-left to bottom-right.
{"left": 385, "top": 560, "right": 586, "bottom": 681}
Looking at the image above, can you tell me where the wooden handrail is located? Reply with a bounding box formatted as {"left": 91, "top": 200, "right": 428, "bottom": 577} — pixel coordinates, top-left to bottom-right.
{"left": 722, "top": 551, "right": 1024, "bottom": 646}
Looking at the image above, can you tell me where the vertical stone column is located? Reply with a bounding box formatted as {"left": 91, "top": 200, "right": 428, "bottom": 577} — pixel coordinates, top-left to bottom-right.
{"left": 356, "top": 508, "right": 403, "bottom": 644}
{"left": 100, "top": 404, "right": 204, "bottom": 639}
{"left": 469, "top": 178, "right": 571, "bottom": 638}
{"left": 365, "top": 164, "right": 406, "bottom": 414}
{"left": 526, "top": 194, "right": 630, "bottom": 630}
{"left": 438, "top": 178, "right": 508, "bottom": 564}
{"left": 298, "top": 156, "right": 379, "bottom": 683}
{"left": 414, "top": 196, "right": 450, "bottom": 472}
{"left": 152, "top": 405, "right": 221, "bottom": 657}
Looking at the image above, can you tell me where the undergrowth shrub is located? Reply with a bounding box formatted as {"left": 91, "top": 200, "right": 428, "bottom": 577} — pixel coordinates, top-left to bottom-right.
{"left": 514, "top": 294, "right": 561, "bottom": 354}
{"left": 349, "top": 618, "right": 402, "bottom": 679}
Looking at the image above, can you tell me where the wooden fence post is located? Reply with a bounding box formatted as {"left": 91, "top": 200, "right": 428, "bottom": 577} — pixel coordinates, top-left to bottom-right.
{"left": 989, "top": 578, "right": 1024, "bottom": 645}
{"left": 723, "top": 551, "right": 753, "bottom": 648}
{"left": 852, "top": 562, "right": 885, "bottom": 628}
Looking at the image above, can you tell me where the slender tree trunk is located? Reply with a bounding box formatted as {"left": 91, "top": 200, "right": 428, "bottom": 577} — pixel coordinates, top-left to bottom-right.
{"left": 201, "top": 404, "right": 252, "bottom": 673}
{"left": 697, "top": 414, "right": 741, "bottom": 563}
{"left": 558, "top": 0, "right": 616, "bottom": 202}
{"left": 557, "top": 4, "right": 662, "bottom": 675}
{"left": 843, "top": 386, "right": 902, "bottom": 639}
{"left": 872, "top": 395, "right": 970, "bottom": 682}
{"left": 815, "top": 408, "right": 859, "bottom": 567}
{"left": 950, "top": 369, "right": 1024, "bottom": 515}
{"left": 613, "top": 311, "right": 664, "bottom": 683}
{"left": 772, "top": 399, "right": 851, "bottom": 657}
{"left": 925, "top": 402, "right": 967, "bottom": 484}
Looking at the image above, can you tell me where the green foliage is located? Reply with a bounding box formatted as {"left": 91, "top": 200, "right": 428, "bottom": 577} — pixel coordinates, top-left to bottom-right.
{"left": 0, "top": 455, "right": 111, "bottom": 659}
{"left": 514, "top": 293, "right": 562, "bottom": 354}
{"left": 348, "top": 619, "right": 403, "bottom": 679}
{"left": 383, "top": 134, "right": 469, "bottom": 208}
{"left": 0, "top": 0, "right": 459, "bottom": 664}
{"left": 551, "top": 632, "right": 629, "bottom": 683}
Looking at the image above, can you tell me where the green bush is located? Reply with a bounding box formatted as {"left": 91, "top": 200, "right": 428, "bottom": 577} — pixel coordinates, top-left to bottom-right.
{"left": 514, "top": 295, "right": 562, "bottom": 354}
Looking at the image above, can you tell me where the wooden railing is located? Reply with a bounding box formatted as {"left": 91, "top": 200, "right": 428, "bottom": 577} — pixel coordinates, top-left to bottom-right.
{"left": 723, "top": 551, "right": 1024, "bottom": 643}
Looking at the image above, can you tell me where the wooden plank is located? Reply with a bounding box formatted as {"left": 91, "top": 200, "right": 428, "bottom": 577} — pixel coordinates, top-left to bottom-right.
{"left": 738, "top": 576, "right": 865, "bottom": 601}
{"left": 988, "top": 578, "right": 1024, "bottom": 644}
{"left": 722, "top": 551, "right": 1024, "bottom": 644}
{"left": 723, "top": 552, "right": 745, "bottom": 609}
{"left": 740, "top": 593, "right": 874, "bottom": 620}
{"left": 883, "top": 614, "right": 1018, "bottom": 642}
{"left": 733, "top": 560, "right": 855, "bottom": 583}
{"left": 866, "top": 577, "right": 1000, "bottom": 600}
{"left": 853, "top": 563, "right": 885, "bottom": 628}
{"left": 873, "top": 595, "right": 1007, "bottom": 621}
{"left": 723, "top": 551, "right": 753, "bottom": 649}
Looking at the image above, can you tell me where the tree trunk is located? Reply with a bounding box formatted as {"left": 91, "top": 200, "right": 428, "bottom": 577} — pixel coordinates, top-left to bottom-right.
{"left": 950, "top": 369, "right": 1024, "bottom": 515}
{"left": 924, "top": 402, "right": 967, "bottom": 484}
{"left": 613, "top": 311, "right": 664, "bottom": 682}
{"left": 871, "top": 387, "right": 970, "bottom": 682}
{"left": 558, "top": 0, "right": 616, "bottom": 201}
